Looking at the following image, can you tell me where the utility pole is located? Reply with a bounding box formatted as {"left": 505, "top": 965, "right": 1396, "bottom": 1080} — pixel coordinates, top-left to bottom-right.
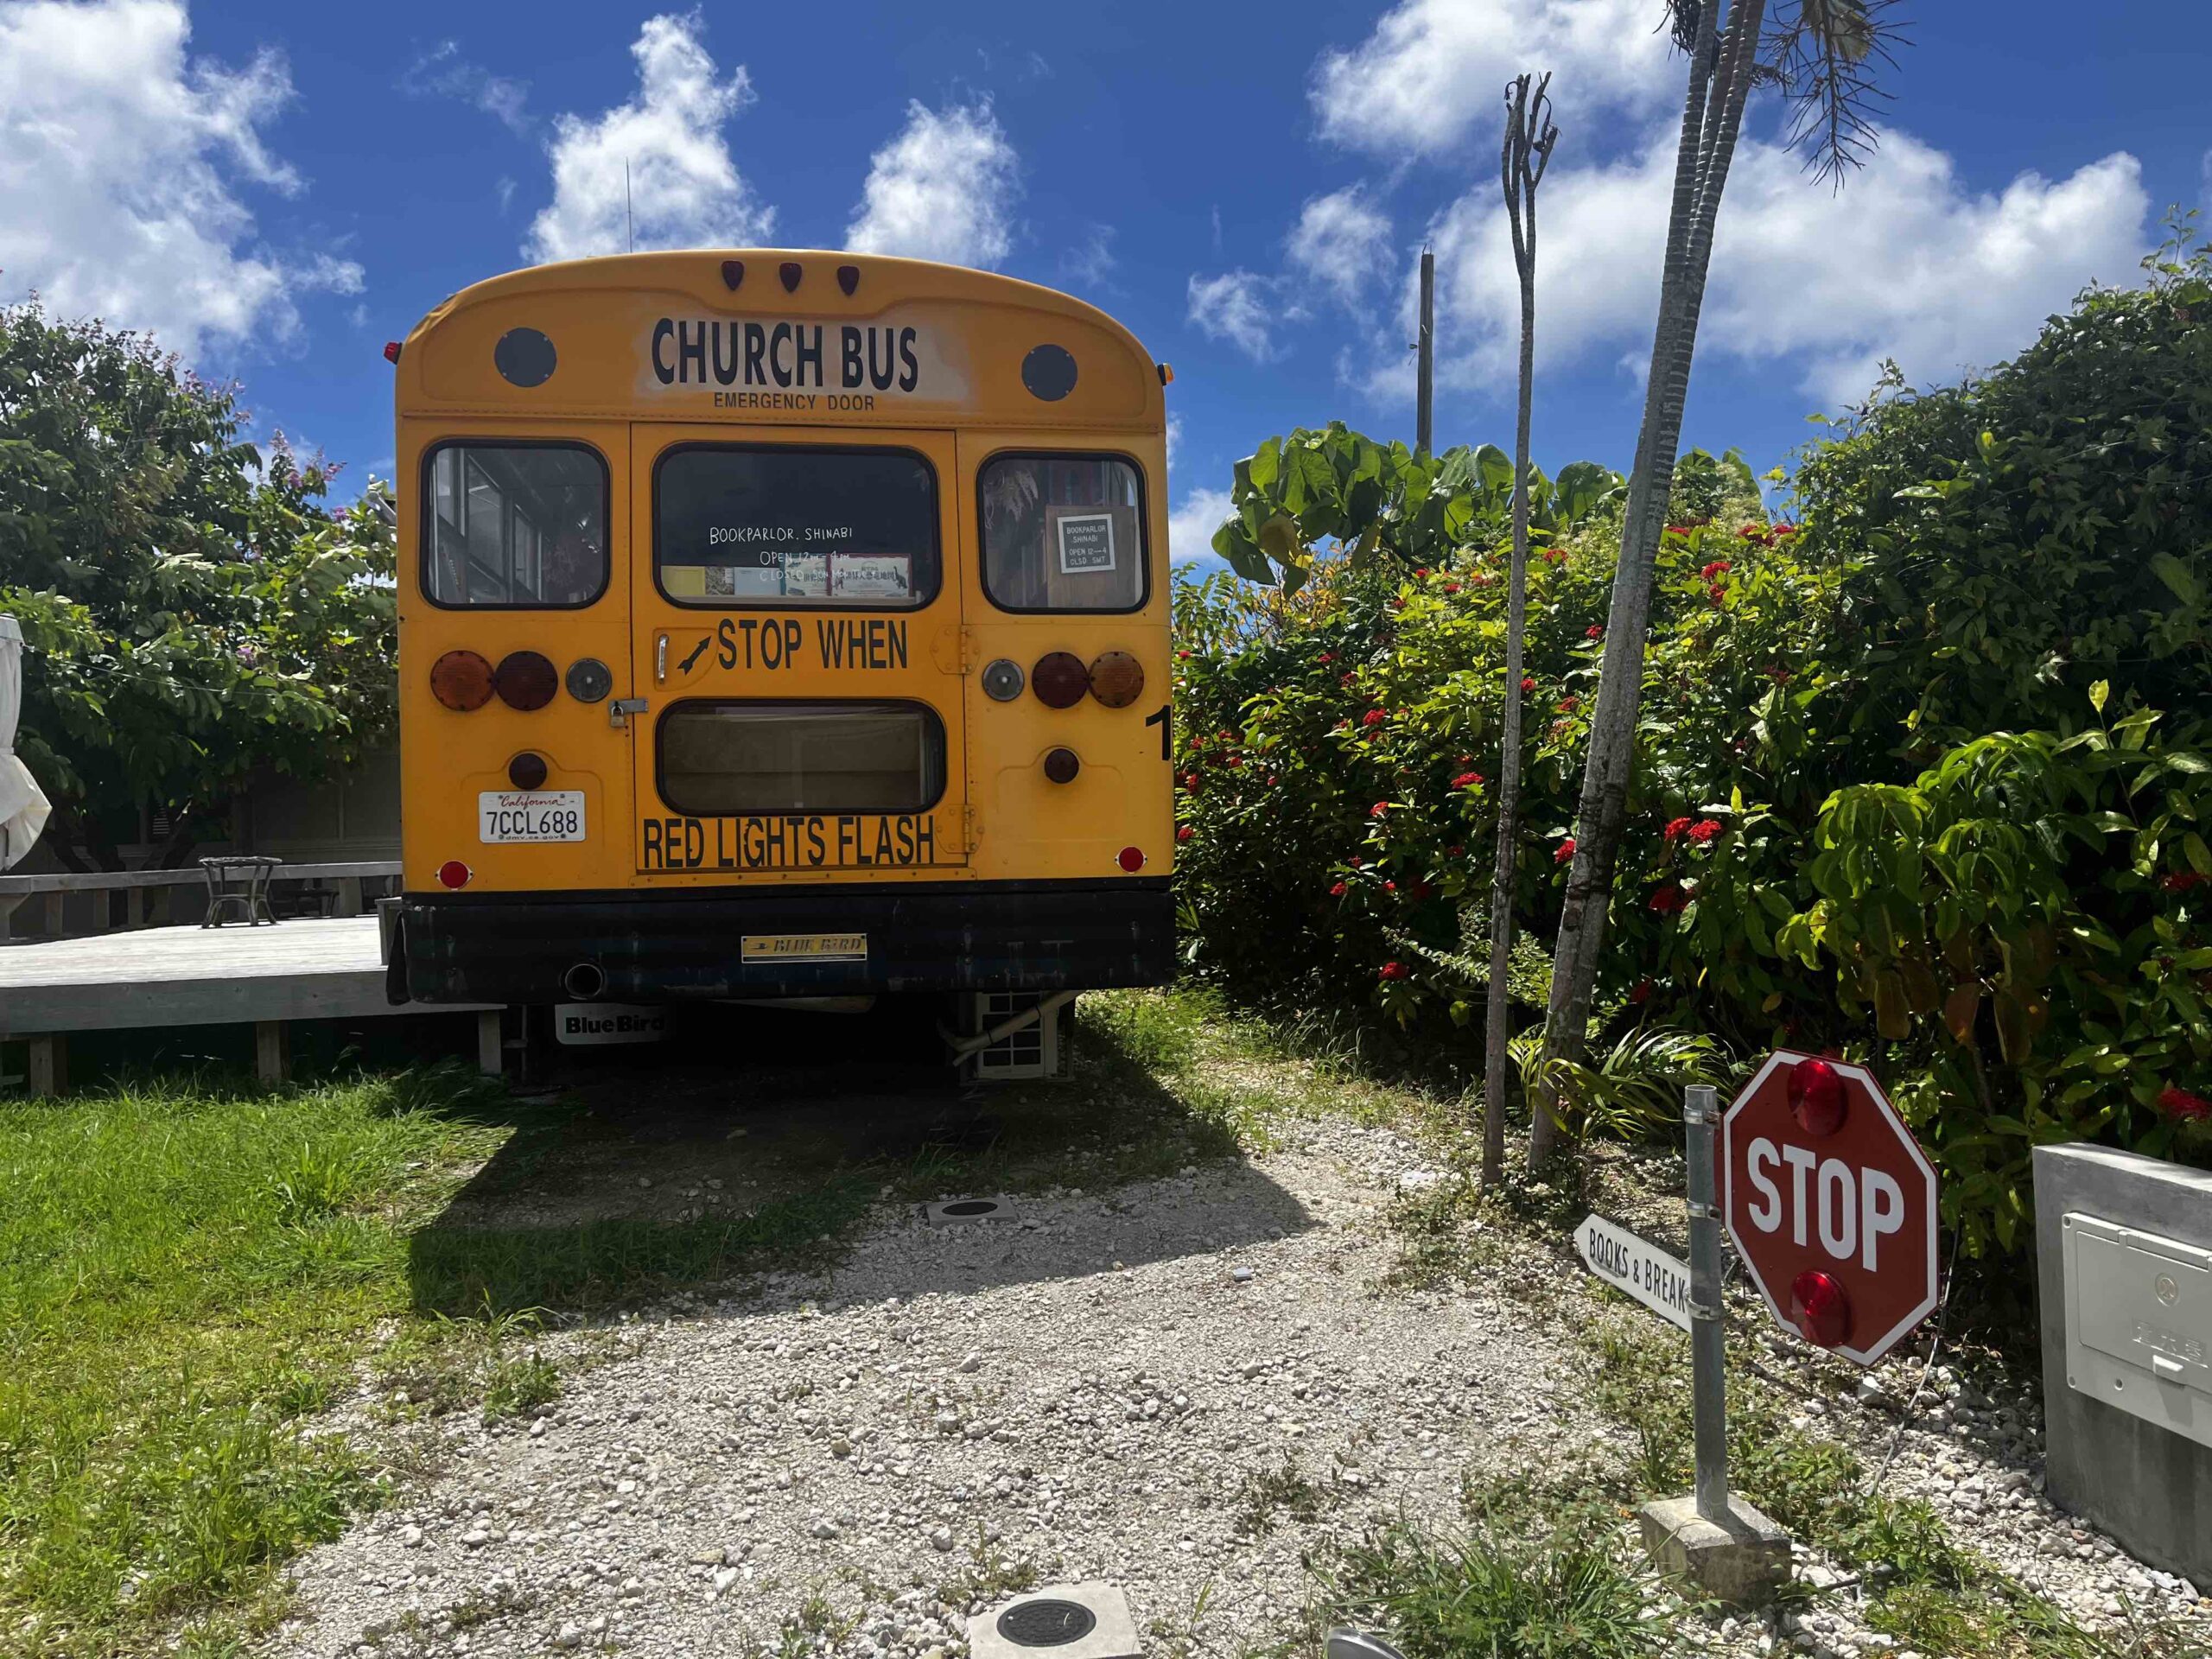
{"left": 1414, "top": 249, "right": 1435, "bottom": 457}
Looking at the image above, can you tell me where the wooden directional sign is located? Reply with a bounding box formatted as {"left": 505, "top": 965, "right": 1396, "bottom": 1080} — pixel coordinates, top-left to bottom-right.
{"left": 1722, "top": 1051, "right": 1941, "bottom": 1366}
{"left": 1575, "top": 1213, "right": 1693, "bottom": 1332}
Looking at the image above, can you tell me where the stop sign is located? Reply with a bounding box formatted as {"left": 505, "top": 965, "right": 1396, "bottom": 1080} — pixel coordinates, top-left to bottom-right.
{"left": 1722, "top": 1050, "right": 1940, "bottom": 1366}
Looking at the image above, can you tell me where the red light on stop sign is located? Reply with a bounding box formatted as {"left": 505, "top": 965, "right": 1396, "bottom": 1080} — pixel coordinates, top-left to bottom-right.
{"left": 1789, "top": 1269, "right": 1851, "bottom": 1346}
{"left": 1788, "top": 1057, "right": 1848, "bottom": 1136}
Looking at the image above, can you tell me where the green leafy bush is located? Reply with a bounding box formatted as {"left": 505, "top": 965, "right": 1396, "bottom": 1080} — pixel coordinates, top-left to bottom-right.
{"left": 1171, "top": 236, "right": 2212, "bottom": 1256}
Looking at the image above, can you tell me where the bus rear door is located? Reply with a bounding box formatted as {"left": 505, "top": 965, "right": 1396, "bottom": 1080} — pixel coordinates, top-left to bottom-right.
{"left": 626, "top": 424, "right": 969, "bottom": 887}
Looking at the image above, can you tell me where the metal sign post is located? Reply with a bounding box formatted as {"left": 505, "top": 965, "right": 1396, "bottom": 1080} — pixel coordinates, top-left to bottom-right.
{"left": 1684, "top": 1083, "right": 1728, "bottom": 1522}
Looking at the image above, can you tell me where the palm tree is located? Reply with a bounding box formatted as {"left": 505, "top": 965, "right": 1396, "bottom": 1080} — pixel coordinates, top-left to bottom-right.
{"left": 1529, "top": 0, "right": 1901, "bottom": 1167}
{"left": 1482, "top": 72, "right": 1559, "bottom": 1190}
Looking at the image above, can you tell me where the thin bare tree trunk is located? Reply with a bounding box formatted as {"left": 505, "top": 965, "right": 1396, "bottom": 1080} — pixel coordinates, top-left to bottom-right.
{"left": 1530, "top": 0, "right": 1768, "bottom": 1167}
{"left": 1483, "top": 73, "right": 1558, "bottom": 1190}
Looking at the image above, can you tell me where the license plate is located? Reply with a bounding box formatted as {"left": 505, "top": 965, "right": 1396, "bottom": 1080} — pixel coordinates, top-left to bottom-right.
{"left": 479, "top": 790, "right": 587, "bottom": 842}
{"left": 741, "top": 932, "right": 868, "bottom": 963}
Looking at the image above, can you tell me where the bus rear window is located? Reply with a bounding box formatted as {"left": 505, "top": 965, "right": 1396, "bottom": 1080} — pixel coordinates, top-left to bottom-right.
{"left": 658, "top": 446, "right": 938, "bottom": 607}
{"left": 979, "top": 454, "right": 1147, "bottom": 613}
{"left": 659, "top": 702, "right": 945, "bottom": 815}
{"left": 424, "top": 443, "right": 607, "bottom": 607}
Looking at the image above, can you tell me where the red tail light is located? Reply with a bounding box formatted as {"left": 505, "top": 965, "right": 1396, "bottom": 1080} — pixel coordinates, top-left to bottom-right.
{"left": 435, "top": 859, "right": 473, "bottom": 889}
{"left": 493, "top": 651, "right": 558, "bottom": 711}
{"left": 1032, "top": 652, "right": 1090, "bottom": 709}
{"left": 1116, "top": 846, "right": 1146, "bottom": 873}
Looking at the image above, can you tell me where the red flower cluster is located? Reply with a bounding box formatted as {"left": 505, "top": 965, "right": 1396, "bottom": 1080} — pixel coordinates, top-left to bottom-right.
{"left": 1520, "top": 675, "right": 1537, "bottom": 693}
{"left": 1379, "top": 961, "right": 1411, "bottom": 982}
{"left": 1446, "top": 843, "right": 1465, "bottom": 859}
{"left": 1469, "top": 572, "right": 1493, "bottom": 587}
{"left": 1370, "top": 801, "right": 1389, "bottom": 819}
{"left": 1330, "top": 880, "right": 1348, "bottom": 898}
{"left": 1707, "top": 586, "right": 1727, "bottom": 607}
{"left": 1224, "top": 755, "right": 1243, "bottom": 767}
{"left": 1586, "top": 625, "right": 1604, "bottom": 639}
{"left": 1340, "top": 671, "right": 1359, "bottom": 687}
{"left": 2158, "top": 1084, "right": 2212, "bottom": 1122}
{"left": 1176, "top": 825, "right": 1194, "bottom": 842}
{"left": 1319, "top": 651, "right": 1337, "bottom": 664}
{"left": 1557, "top": 696, "right": 1580, "bottom": 713}
{"left": 1363, "top": 708, "right": 1388, "bottom": 727}
{"left": 1628, "top": 978, "right": 1656, "bottom": 1004}
{"left": 1555, "top": 837, "right": 1576, "bottom": 865}
{"left": 1452, "top": 771, "right": 1484, "bottom": 790}
{"left": 1649, "top": 883, "right": 1688, "bottom": 913}
{"left": 1738, "top": 524, "right": 1766, "bottom": 542}
{"left": 1770, "top": 521, "right": 1798, "bottom": 537}
{"left": 1688, "top": 819, "right": 1721, "bottom": 844}
{"left": 1541, "top": 547, "right": 1567, "bottom": 563}
{"left": 1443, "top": 581, "right": 1462, "bottom": 594}
{"left": 1700, "top": 560, "right": 1732, "bottom": 581}
{"left": 1177, "top": 649, "right": 1192, "bottom": 660}
{"left": 1182, "top": 772, "right": 1200, "bottom": 790}
{"left": 2163, "top": 871, "right": 2209, "bottom": 892}
{"left": 1414, "top": 567, "right": 1431, "bottom": 578}
{"left": 1663, "top": 816, "right": 1694, "bottom": 842}
{"left": 1382, "top": 880, "right": 1397, "bottom": 893}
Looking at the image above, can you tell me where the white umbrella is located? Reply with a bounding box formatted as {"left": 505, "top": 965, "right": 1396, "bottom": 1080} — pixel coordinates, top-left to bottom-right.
{"left": 0, "top": 614, "right": 53, "bottom": 869}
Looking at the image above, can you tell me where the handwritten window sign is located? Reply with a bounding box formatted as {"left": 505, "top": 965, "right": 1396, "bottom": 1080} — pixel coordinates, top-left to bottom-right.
{"left": 1575, "top": 1213, "right": 1694, "bottom": 1332}
{"left": 1056, "top": 512, "right": 1117, "bottom": 575}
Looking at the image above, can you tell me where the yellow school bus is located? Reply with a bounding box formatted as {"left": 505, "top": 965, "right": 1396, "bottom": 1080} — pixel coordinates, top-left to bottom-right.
{"left": 386, "top": 251, "right": 1173, "bottom": 1026}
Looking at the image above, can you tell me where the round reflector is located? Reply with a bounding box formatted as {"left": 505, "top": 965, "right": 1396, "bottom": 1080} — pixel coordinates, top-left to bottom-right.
{"left": 1032, "top": 651, "right": 1090, "bottom": 709}
{"left": 1787, "top": 1057, "right": 1848, "bottom": 1136}
{"left": 565, "top": 657, "right": 613, "bottom": 703}
{"left": 429, "top": 650, "right": 494, "bottom": 712}
{"left": 507, "top": 751, "right": 549, "bottom": 791}
{"left": 1116, "top": 846, "right": 1146, "bottom": 873}
{"left": 494, "top": 651, "right": 558, "bottom": 711}
{"left": 982, "top": 658, "right": 1026, "bottom": 702}
{"left": 1043, "top": 747, "right": 1081, "bottom": 785}
{"left": 1788, "top": 1269, "right": 1851, "bottom": 1347}
{"left": 435, "top": 859, "right": 473, "bottom": 890}
{"left": 1088, "top": 651, "right": 1146, "bottom": 709}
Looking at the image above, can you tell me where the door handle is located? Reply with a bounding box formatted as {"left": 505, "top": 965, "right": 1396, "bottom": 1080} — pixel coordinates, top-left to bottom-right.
{"left": 655, "top": 632, "right": 669, "bottom": 684}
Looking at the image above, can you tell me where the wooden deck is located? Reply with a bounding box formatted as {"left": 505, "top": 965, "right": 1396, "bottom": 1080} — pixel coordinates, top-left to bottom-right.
{"left": 0, "top": 917, "right": 499, "bottom": 1093}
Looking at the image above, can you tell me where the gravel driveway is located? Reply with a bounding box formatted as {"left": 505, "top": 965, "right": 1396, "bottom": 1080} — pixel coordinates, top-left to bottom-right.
{"left": 268, "top": 1032, "right": 2210, "bottom": 1659}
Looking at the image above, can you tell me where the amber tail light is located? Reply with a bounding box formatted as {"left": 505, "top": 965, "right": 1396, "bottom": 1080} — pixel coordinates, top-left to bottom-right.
{"left": 429, "top": 650, "right": 494, "bottom": 711}
{"left": 1088, "top": 651, "right": 1145, "bottom": 709}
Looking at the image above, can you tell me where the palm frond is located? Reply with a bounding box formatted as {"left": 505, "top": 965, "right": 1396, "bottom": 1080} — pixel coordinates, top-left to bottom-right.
{"left": 1512, "top": 1024, "right": 1734, "bottom": 1141}
{"left": 1764, "top": 0, "right": 1908, "bottom": 187}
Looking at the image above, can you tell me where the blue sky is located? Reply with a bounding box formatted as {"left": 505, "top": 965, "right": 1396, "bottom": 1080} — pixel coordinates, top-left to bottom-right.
{"left": 3, "top": 0, "right": 2208, "bottom": 566}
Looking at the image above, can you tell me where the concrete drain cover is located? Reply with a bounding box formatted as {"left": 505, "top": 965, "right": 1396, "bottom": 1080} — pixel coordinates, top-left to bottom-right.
{"left": 925, "top": 1196, "right": 1018, "bottom": 1226}
{"left": 969, "top": 1583, "right": 1137, "bottom": 1659}
{"left": 998, "top": 1599, "right": 1096, "bottom": 1646}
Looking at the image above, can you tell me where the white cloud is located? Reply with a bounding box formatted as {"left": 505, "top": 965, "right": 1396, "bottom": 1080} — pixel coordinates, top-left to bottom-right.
{"left": 1060, "top": 222, "right": 1116, "bottom": 288}
{"left": 0, "top": 0, "right": 359, "bottom": 359}
{"left": 1166, "top": 414, "right": 1183, "bottom": 468}
{"left": 1168, "top": 486, "right": 1235, "bottom": 566}
{"left": 400, "top": 40, "right": 531, "bottom": 135}
{"left": 524, "top": 11, "right": 772, "bottom": 264}
{"left": 1188, "top": 270, "right": 1300, "bottom": 362}
{"left": 1287, "top": 186, "right": 1393, "bottom": 308}
{"left": 846, "top": 101, "right": 1020, "bottom": 269}
{"left": 1311, "top": 0, "right": 1675, "bottom": 160}
{"left": 1402, "top": 128, "right": 2150, "bottom": 409}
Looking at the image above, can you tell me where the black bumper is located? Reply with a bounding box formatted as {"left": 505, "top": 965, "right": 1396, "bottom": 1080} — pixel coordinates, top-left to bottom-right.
{"left": 396, "top": 879, "right": 1174, "bottom": 1004}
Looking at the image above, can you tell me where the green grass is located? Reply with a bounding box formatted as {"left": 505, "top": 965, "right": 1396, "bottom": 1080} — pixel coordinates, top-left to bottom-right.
{"left": 0, "top": 1060, "right": 887, "bottom": 1657}
{"left": 1312, "top": 1507, "right": 1685, "bottom": 1659}
{"left": 0, "top": 1067, "right": 507, "bottom": 1654}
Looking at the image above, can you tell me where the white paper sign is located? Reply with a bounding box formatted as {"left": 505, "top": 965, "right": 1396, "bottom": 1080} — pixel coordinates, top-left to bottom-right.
{"left": 1055, "top": 512, "right": 1117, "bottom": 575}
{"left": 1575, "top": 1213, "right": 1693, "bottom": 1332}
